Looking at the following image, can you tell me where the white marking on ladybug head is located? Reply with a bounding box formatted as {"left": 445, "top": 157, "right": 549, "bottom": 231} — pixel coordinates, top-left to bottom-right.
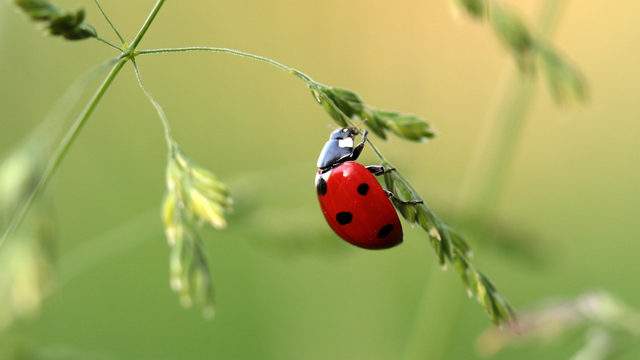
{"left": 321, "top": 170, "right": 332, "bottom": 181}
{"left": 338, "top": 138, "right": 354, "bottom": 148}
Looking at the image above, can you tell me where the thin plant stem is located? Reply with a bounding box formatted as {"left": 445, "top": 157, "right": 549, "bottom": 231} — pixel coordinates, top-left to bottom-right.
{"left": 93, "top": 0, "right": 126, "bottom": 44}
{"left": 134, "top": 47, "right": 398, "bottom": 164}
{"left": 131, "top": 60, "right": 175, "bottom": 148}
{"left": 136, "top": 47, "right": 321, "bottom": 87}
{"left": 95, "top": 36, "right": 124, "bottom": 52}
{"left": 0, "top": 57, "right": 127, "bottom": 249}
{"left": 132, "top": 46, "right": 396, "bottom": 164}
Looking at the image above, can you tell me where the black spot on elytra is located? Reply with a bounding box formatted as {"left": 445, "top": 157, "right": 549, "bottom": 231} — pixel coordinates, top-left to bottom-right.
{"left": 357, "top": 183, "right": 369, "bottom": 196}
{"left": 336, "top": 212, "right": 353, "bottom": 225}
{"left": 377, "top": 224, "right": 394, "bottom": 238}
{"left": 316, "top": 177, "right": 327, "bottom": 196}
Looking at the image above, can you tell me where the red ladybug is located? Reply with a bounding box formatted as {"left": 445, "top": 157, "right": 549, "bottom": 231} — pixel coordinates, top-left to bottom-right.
{"left": 315, "top": 128, "right": 421, "bottom": 249}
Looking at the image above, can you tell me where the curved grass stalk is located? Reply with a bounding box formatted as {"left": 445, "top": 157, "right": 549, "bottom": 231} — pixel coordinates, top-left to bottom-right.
{"left": 135, "top": 47, "right": 393, "bottom": 155}
{"left": 131, "top": 60, "right": 175, "bottom": 147}
{"left": 136, "top": 47, "right": 405, "bottom": 183}
{"left": 136, "top": 47, "right": 321, "bottom": 87}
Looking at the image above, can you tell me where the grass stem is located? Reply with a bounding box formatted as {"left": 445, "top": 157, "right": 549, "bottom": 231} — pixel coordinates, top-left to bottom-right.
{"left": 131, "top": 60, "right": 175, "bottom": 147}
{"left": 129, "top": 0, "right": 167, "bottom": 51}
{"left": 136, "top": 47, "right": 320, "bottom": 87}
{"left": 95, "top": 36, "right": 124, "bottom": 52}
{"left": 135, "top": 46, "right": 398, "bottom": 168}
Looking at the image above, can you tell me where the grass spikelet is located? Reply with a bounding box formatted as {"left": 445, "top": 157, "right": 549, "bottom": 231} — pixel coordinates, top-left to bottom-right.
{"left": 161, "top": 144, "right": 231, "bottom": 317}
{"left": 14, "top": 0, "right": 97, "bottom": 40}
{"left": 312, "top": 86, "right": 435, "bottom": 142}
{"left": 382, "top": 165, "right": 515, "bottom": 324}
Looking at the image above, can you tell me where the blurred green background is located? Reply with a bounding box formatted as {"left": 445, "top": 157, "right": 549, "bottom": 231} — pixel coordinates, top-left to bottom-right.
{"left": 1, "top": 0, "right": 639, "bottom": 359}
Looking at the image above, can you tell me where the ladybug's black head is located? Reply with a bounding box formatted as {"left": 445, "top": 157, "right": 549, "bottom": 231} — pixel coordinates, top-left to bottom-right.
{"left": 317, "top": 127, "right": 363, "bottom": 171}
{"left": 329, "top": 127, "right": 359, "bottom": 140}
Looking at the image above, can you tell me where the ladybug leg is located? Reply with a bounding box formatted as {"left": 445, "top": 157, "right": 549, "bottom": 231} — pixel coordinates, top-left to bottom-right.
{"left": 366, "top": 165, "right": 396, "bottom": 176}
{"left": 384, "top": 190, "right": 424, "bottom": 205}
{"left": 349, "top": 129, "right": 368, "bottom": 161}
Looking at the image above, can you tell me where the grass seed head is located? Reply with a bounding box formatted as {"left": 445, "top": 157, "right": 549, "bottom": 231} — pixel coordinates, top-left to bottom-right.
{"left": 161, "top": 146, "right": 230, "bottom": 318}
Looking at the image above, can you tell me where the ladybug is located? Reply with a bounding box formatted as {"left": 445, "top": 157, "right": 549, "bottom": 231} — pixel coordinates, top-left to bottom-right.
{"left": 315, "top": 128, "right": 422, "bottom": 249}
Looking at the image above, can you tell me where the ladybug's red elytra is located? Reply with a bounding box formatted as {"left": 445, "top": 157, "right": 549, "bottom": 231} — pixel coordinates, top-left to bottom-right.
{"left": 315, "top": 128, "right": 422, "bottom": 249}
